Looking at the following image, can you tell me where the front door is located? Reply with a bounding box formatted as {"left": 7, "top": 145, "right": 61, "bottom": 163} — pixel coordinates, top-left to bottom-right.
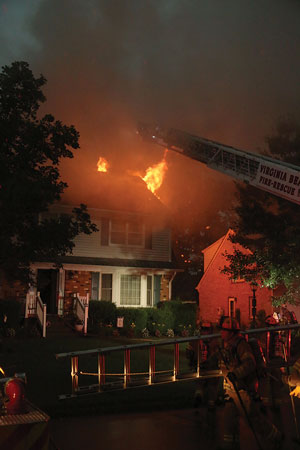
{"left": 37, "top": 269, "right": 58, "bottom": 314}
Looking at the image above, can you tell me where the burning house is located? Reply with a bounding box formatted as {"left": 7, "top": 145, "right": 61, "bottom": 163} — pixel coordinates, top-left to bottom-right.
{"left": 27, "top": 158, "right": 178, "bottom": 317}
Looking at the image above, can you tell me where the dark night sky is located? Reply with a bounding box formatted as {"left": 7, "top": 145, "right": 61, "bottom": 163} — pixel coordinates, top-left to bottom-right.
{"left": 1, "top": 0, "right": 300, "bottom": 236}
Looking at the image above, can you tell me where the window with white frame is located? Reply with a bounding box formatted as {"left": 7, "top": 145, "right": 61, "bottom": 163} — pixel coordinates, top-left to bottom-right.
{"left": 91, "top": 273, "right": 113, "bottom": 301}
{"left": 91, "top": 272, "right": 100, "bottom": 300}
{"left": 229, "top": 297, "right": 236, "bottom": 318}
{"left": 101, "top": 274, "right": 112, "bottom": 301}
{"left": 110, "top": 219, "right": 144, "bottom": 247}
{"left": 110, "top": 220, "right": 126, "bottom": 245}
{"left": 120, "top": 275, "right": 141, "bottom": 306}
{"left": 128, "top": 220, "right": 143, "bottom": 246}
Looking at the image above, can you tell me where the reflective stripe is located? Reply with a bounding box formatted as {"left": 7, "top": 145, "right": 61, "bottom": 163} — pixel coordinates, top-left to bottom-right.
{"left": 294, "top": 359, "right": 300, "bottom": 372}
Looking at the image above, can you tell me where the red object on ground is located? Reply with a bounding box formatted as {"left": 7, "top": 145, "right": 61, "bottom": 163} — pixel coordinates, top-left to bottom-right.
{"left": 5, "top": 378, "right": 28, "bottom": 414}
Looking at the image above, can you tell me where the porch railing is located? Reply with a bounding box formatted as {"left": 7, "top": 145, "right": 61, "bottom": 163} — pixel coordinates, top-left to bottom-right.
{"left": 73, "top": 293, "right": 89, "bottom": 336}
{"left": 25, "top": 290, "right": 37, "bottom": 318}
{"left": 56, "top": 322, "right": 300, "bottom": 400}
{"left": 36, "top": 292, "right": 47, "bottom": 338}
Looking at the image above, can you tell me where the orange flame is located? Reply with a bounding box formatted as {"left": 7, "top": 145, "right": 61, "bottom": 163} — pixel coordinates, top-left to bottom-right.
{"left": 97, "top": 157, "right": 109, "bottom": 172}
{"left": 141, "top": 150, "right": 168, "bottom": 198}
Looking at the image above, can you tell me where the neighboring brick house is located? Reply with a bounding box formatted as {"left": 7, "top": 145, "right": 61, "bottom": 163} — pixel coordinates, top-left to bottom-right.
{"left": 27, "top": 176, "right": 179, "bottom": 316}
{"left": 196, "top": 229, "right": 274, "bottom": 328}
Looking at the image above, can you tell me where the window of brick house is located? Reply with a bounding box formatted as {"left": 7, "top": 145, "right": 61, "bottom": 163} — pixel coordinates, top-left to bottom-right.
{"left": 229, "top": 297, "right": 236, "bottom": 318}
{"left": 120, "top": 275, "right": 141, "bottom": 306}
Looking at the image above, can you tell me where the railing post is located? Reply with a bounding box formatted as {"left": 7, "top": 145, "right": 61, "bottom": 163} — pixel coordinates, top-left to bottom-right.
{"left": 42, "top": 304, "right": 47, "bottom": 338}
{"left": 25, "top": 293, "right": 29, "bottom": 319}
{"left": 197, "top": 339, "right": 201, "bottom": 377}
{"left": 174, "top": 342, "right": 179, "bottom": 381}
{"left": 98, "top": 353, "right": 105, "bottom": 391}
{"left": 71, "top": 356, "right": 79, "bottom": 394}
{"left": 84, "top": 305, "right": 88, "bottom": 336}
{"left": 266, "top": 331, "right": 270, "bottom": 362}
{"left": 149, "top": 346, "right": 155, "bottom": 385}
{"left": 124, "top": 348, "right": 131, "bottom": 388}
{"left": 286, "top": 328, "right": 292, "bottom": 362}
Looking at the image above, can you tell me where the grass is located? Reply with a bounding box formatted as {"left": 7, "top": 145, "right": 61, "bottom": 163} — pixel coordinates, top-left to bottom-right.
{"left": 0, "top": 333, "right": 198, "bottom": 418}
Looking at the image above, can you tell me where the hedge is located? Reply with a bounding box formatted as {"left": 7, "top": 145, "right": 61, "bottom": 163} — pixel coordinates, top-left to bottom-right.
{"left": 88, "top": 300, "right": 197, "bottom": 337}
{"left": 0, "top": 299, "right": 23, "bottom": 332}
{"left": 88, "top": 300, "right": 117, "bottom": 327}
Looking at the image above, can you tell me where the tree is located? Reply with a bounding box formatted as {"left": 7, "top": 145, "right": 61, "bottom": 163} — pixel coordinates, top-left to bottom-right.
{"left": 222, "top": 116, "right": 300, "bottom": 306}
{"left": 0, "top": 61, "right": 97, "bottom": 286}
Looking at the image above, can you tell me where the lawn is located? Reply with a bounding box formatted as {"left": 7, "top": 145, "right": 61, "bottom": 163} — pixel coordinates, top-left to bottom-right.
{"left": 0, "top": 333, "right": 198, "bottom": 418}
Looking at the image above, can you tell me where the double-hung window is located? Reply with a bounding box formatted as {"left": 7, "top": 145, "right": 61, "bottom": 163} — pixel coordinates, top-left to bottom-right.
{"left": 110, "top": 219, "right": 144, "bottom": 247}
{"left": 110, "top": 220, "right": 126, "bottom": 245}
{"left": 120, "top": 275, "right": 141, "bottom": 306}
{"left": 91, "top": 273, "right": 113, "bottom": 301}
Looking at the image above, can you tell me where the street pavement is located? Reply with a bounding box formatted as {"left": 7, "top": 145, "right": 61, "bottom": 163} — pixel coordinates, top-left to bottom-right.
{"left": 50, "top": 398, "right": 300, "bottom": 450}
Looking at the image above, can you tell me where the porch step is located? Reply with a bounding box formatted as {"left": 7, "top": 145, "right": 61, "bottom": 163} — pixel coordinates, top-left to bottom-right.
{"left": 46, "top": 315, "right": 75, "bottom": 337}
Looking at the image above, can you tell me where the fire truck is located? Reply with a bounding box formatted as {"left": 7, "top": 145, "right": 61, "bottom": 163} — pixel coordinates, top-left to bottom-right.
{"left": 137, "top": 122, "right": 300, "bottom": 205}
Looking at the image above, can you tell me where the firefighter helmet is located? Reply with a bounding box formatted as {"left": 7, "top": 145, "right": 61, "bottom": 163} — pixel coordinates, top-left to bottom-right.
{"left": 220, "top": 316, "right": 240, "bottom": 331}
{"left": 265, "top": 315, "right": 278, "bottom": 326}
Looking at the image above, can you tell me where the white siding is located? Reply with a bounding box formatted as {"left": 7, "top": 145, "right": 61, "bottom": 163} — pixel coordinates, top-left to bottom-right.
{"left": 72, "top": 224, "right": 171, "bottom": 261}
{"left": 46, "top": 205, "right": 172, "bottom": 262}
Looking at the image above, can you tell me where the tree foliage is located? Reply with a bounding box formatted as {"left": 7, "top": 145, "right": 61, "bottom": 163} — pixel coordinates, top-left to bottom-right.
{"left": 0, "top": 61, "right": 97, "bottom": 285}
{"left": 222, "top": 117, "right": 300, "bottom": 306}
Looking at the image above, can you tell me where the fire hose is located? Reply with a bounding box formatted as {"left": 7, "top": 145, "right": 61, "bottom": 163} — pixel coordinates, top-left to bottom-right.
{"left": 218, "top": 348, "right": 264, "bottom": 450}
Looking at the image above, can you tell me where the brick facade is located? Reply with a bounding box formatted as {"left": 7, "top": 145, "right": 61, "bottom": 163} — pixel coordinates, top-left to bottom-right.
{"left": 64, "top": 270, "right": 91, "bottom": 314}
{"left": 196, "top": 230, "right": 274, "bottom": 328}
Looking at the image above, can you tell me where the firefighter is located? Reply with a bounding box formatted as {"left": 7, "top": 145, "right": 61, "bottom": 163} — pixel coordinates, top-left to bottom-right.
{"left": 282, "top": 356, "right": 300, "bottom": 397}
{"left": 217, "top": 316, "right": 283, "bottom": 450}
{"left": 186, "top": 321, "right": 213, "bottom": 371}
{"left": 265, "top": 314, "right": 284, "bottom": 360}
{"left": 187, "top": 322, "right": 221, "bottom": 436}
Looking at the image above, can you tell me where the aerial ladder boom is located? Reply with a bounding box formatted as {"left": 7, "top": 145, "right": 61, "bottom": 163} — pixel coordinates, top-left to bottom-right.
{"left": 137, "top": 122, "right": 300, "bottom": 206}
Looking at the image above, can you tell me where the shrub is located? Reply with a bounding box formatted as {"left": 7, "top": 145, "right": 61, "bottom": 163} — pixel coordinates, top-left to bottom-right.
{"left": 88, "top": 301, "right": 117, "bottom": 327}
{"left": 0, "top": 299, "right": 23, "bottom": 335}
{"left": 146, "top": 306, "right": 174, "bottom": 335}
{"left": 116, "top": 308, "right": 148, "bottom": 334}
{"left": 157, "top": 301, "right": 197, "bottom": 335}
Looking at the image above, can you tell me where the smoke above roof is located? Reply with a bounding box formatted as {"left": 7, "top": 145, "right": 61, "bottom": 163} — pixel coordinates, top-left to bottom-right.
{"left": 1, "top": 0, "right": 299, "bottom": 237}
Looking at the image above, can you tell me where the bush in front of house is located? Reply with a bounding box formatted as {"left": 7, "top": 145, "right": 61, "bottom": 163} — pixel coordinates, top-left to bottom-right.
{"left": 158, "top": 301, "right": 197, "bottom": 336}
{"left": 0, "top": 298, "right": 23, "bottom": 336}
{"left": 146, "top": 306, "right": 175, "bottom": 336}
{"left": 116, "top": 307, "right": 148, "bottom": 335}
{"left": 88, "top": 300, "right": 117, "bottom": 328}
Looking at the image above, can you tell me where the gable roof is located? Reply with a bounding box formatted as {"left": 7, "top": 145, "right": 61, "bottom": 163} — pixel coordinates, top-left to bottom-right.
{"left": 62, "top": 173, "right": 169, "bottom": 218}
{"left": 196, "top": 229, "right": 233, "bottom": 291}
